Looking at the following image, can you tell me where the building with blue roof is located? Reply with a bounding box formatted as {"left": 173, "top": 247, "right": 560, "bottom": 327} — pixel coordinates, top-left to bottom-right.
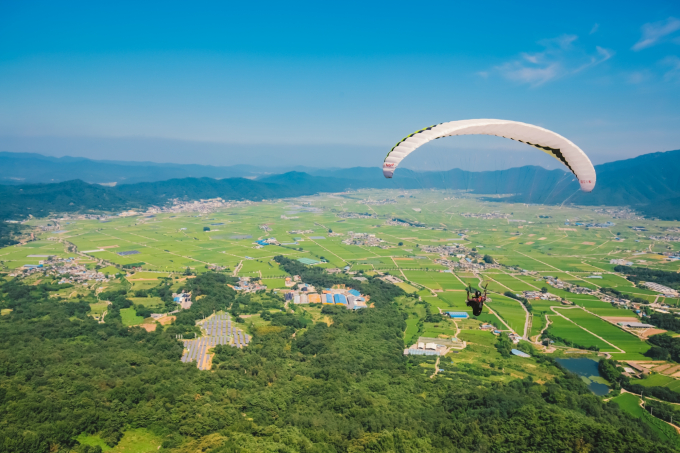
{"left": 334, "top": 294, "right": 347, "bottom": 305}
{"left": 446, "top": 312, "right": 469, "bottom": 318}
{"left": 348, "top": 289, "right": 361, "bottom": 297}
{"left": 325, "top": 294, "right": 333, "bottom": 304}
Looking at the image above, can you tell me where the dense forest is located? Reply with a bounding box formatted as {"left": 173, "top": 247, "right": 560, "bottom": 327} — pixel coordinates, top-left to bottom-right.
{"left": 0, "top": 268, "right": 678, "bottom": 452}
{"left": 0, "top": 222, "right": 24, "bottom": 248}
{"left": 647, "top": 313, "right": 680, "bottom": 334}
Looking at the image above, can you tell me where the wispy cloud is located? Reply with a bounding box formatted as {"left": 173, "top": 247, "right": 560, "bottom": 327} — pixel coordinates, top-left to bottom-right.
{"left": 489, "top": 35, "right": 613, "bottom": 86}
{"left": 632, "top": 17, "right": 680, "bottom": 51}
{"left": 626, "top": 70, "right": 652, "bottom": 84}
{"left": 590, "top": 23, "right": 599, "bottom": 35}
{"left": 662, "top": 56, "right": 680, "bottom": 82}
{"left": 573, "top": 46, "right": 614, "bottom": 73}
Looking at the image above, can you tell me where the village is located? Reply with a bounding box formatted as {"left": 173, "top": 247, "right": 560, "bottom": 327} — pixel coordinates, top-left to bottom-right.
{"left": 281, "top": 274, "right": 369, "bottom": 310}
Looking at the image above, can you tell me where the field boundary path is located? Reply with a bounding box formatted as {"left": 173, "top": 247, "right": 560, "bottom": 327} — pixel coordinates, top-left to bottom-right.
{"left": 430, "top": 356, "right": 441, "bottom": 379}
{"left": 486, "top": 306, "right": 515, "bottom": 334}
{"left": 532, "top": 314, "right": 551, "bottom": 343}
{"left": 485, "top": 274, "right": 530, "bottom": 339}
{"left": 305, "top": 236, "right": 347, "bottom": 265}
{"left": 550, "top": 306, "right": 625, "bottom": 353}
{"left": 519, "top": 298, "right": 530, "bottom": 340}
{"left": 233, "top": 261, "right": 242, "bottom": 276}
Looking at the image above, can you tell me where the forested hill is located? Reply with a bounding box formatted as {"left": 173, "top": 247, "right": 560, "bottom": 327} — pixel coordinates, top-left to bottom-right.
{"left": 0, "top": 151, "right": 314, "bottom": 185}
{"left": 0, "top": 264, "right": 676, "bottom": 452}
{"left": 1, "top": 149, "right": 680, "bottom": 223}
{"left": 499, "top": 150, "right": 680, "bottom": 210}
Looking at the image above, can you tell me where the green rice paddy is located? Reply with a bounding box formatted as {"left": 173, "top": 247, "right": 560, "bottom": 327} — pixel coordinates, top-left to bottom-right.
{"left": 3, "top": 189, "right": 676, "bottom": 363}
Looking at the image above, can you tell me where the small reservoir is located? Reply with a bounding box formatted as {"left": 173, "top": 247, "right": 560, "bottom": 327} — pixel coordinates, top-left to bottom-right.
{"left": 556, "top": 358, "right": 610, "bottom": 396}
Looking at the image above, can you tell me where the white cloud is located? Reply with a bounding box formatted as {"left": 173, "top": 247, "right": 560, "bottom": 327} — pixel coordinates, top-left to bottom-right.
{"left": 632, "top": 17, "right": 680, "bottom": 51}
{"left": 590, "top": 23, "right": 599, "bottom": 35}
{"left": 496, "top": 62, "right": 561, "bottom": 85}
{"left": 573, "top": 46, "right": 613, "bottom": 73}
{"left": 662, "top": 56, "right": 680, "bottom": 82}
{"left": 489, "top": 35, "right": 614, "bottom": 86}
{"left": 626, "top": 70, "right": 651, "bottom": 84}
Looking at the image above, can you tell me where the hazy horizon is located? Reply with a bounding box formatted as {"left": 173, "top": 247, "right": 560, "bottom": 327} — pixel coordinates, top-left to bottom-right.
{"left": 1, "top": 139, "right": 678, "bottom": 173}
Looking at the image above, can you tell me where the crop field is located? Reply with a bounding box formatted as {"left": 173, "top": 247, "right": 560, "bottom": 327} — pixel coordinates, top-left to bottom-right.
{"left": 553, "top": 308, "right": 650, "bottom": 358}
{"left": 3, "top": 188, "right": 679, "bottom": 368}
{"left": 546, "top": 314, "right": 617, "bottom": 351}
{"left": 484, "top": 273, "right": 537, "bottom": 291}
{"left": 403, "top": 270, "right": 466, "bottom": 291}
{"left": 422, "top": 319, "right": 459, "bottom": 338}
{"left": 486, "top": 295, "right": 527, "bottom": 333}
{"left": 0, "top": 240, "right": 72, "bottom": 269}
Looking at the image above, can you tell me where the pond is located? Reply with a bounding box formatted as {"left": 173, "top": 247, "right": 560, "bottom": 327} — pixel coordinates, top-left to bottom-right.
{"left": 556, "top": 358, "right": 610, "bottom": 396}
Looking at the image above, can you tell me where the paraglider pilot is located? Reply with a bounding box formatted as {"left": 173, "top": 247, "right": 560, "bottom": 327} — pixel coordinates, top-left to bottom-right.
{"left": 466, "top": 285, "right": 487, "bottom": 317}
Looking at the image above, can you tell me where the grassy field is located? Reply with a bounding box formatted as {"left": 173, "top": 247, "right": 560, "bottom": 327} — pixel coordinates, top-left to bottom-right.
{"left": 554, "top": 308, "right": 650, "bottom": 358}
{"left": 546, "top": 314, "right": 616, "bottom": 351}
{"left": 486, "top": 295, "right": 527, "bottom": 334}
{"left": 130, "top": 296, "right": 164, "bottom": 308}
{"left": 611, "top": 393, "right": 678, "bottom": 443}
{"left": 120, "top": 307, "right": 144, "bottom": 326}
{"left": 89, "top": 302, "right": 108, "bottom": 317}
{"left": 630, "top": 375, "right": 680, "bottom": 392}
{"left": 76, "top": 428, "right": 162, "bottom": 452}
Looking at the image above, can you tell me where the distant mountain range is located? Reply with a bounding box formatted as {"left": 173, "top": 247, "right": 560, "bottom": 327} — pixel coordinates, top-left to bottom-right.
{"left": 0, "top": 151, "right": 318, "bottom": 184}
{"left": 1, "top": 149, "right": 679, "bottom": 220}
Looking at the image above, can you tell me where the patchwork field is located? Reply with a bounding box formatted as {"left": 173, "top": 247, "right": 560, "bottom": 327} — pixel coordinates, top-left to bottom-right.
{"left": 3, "top": 188, "right": 678, "bottom": 369}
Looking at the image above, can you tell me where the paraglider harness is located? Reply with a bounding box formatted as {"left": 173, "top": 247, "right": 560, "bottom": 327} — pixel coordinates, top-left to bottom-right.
{"left": 466, "top": 284, "right": 488, "bottom": 317}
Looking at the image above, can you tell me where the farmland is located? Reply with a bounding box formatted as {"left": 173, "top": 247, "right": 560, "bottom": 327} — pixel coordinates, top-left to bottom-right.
{"left": 1, "top": 192, "right": 679, "bottom": 372}
{"left": 2, "top": 190, "right": 678, "bottom": 352}
{"left": 3, "top": 187, "right": 680, "bottom": 451}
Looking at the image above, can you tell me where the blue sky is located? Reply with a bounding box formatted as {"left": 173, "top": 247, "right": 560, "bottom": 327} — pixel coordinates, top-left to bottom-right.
{"left": 1, "top": 0, "right": 679, "bottom": 170}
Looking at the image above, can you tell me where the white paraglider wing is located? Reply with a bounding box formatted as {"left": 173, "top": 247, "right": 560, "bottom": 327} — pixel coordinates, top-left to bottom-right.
{"left": 383, "top": 119, "right": 596, "bottom": 192}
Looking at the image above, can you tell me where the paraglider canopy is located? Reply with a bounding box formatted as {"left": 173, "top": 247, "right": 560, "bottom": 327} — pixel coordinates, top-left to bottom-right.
{"left": 383, "top": 119, "right": 596, "bottom": 192}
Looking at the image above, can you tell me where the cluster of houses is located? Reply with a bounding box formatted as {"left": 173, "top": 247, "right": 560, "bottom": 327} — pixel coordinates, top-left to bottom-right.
{"left": 230, "top": 277, "right": 268, "bottom": 293}
{"left": 521, "top": 290, "right": 562, "bottom": 302}
{"left": 172, "top": 292, "right": 193, "bottom": 310}
{"left": 422, "top": 244, "right": 468, "bottom": 256}
{"left": 254, "top": 237, "right": 279, "bottom": 248}
{"left": 336, "top": 212, "right": 376, "bottom": 219}
{"left": 283, "top": 283, "right": 369, "bottom": 310}
{"left": 565, "top": 221, "right": 615, "bottom": 228}
{"left": 610, "top": 259, "right": 634, "bottom": 266}
{"left": 649, "top": 235, "right": 680, "bottom": 242}
{"left": 379, "top": 274, "right": 403, "bottom": 285}
{"left": 341, "top": 232, "right": 386, "bottom": 248}
{"left": 150, "top": 197, "right": 246, "bottom": 215}
{"left": 543, "top": 276, "right": 594, "bottom": 295}
{"left": 12, "top": 257, "right": 111, "bottom": 286}
{"left": 358, "top": 198, "right": 397, "bottom": 205}
{"left": 480, "top": 324, "right": 522, "bottom": 343}
{"left": 461, "top": 212, "right": 509, "bottom": 219}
